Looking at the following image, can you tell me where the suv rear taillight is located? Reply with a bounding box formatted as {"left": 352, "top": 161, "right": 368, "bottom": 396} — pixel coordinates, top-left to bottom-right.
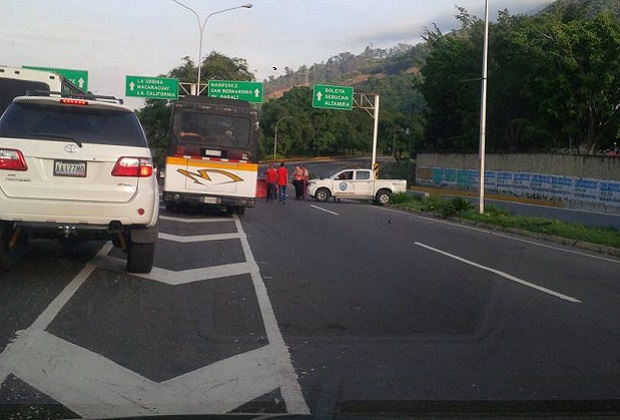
{"left": 111, "top": 157, "right": 153, "bottom": 177}
{"left": 0, "top": 149, "right": 28, "bottom": 171}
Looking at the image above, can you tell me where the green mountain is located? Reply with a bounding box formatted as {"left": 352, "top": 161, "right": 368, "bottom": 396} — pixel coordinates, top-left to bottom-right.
{"left": 541, "top": 0, "right": 620, "bottom": 20}
{"left": 264, "top": 0, "right": 620, "bottom": 100}
{"left": 259, "top": 0, "right": 620, "bottom": 159}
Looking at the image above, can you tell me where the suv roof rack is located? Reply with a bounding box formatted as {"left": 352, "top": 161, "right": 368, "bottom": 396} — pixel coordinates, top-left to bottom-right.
{"left": 25, "top": 90, "right": 124, "bottom": 105}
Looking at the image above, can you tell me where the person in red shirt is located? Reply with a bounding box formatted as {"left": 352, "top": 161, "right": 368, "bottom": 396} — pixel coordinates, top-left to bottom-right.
{"left": 276, "top": 162, "right": 289, "bottom": 204}
{"left": 265, "top": 164, "right": 277, "bottom": 202}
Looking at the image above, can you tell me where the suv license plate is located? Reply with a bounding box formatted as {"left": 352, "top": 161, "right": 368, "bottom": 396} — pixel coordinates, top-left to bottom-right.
{"left": 54, "top": 160, "right": 87, "bottom": 177}
{"left": 201, "top": 196, "right": 219, "bottom": 204}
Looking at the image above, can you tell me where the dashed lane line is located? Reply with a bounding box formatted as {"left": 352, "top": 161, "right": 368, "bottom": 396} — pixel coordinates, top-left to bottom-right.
{"left": 376, "top": 206, "right": 620, "bottom": 265}
{"left": 310, "top": 204, "right": 339, "bottom": 216}
{"left": 415, "top": 242, "right": 581, "bottom": 304}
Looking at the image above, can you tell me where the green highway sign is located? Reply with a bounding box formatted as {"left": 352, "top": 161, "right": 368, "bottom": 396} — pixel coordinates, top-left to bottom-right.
{"left": 208, "top": 80, "right": 263, "bottom": 103}
{"left": 313, "top": 84, "right": 354, "bottom": 110}
{"left": 125, "top": 75, "right": 179, "bottom": 100}
{"left": 24, "top": 65, "right": 89, "bottom": 91}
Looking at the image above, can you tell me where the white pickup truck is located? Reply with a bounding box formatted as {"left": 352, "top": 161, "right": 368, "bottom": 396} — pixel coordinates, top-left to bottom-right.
{"left": 306, "top": 168, "right": 407, "bottom": 205}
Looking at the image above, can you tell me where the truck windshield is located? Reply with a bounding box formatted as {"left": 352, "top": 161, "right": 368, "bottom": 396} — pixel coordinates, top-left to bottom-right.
{"left": 178, "top": 111, "right": 251, "bottom": 147}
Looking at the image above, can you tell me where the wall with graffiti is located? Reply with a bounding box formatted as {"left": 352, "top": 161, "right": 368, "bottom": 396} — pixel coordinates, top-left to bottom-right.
{"left": 416, "top": 154, "right": 620, "bottom": 213}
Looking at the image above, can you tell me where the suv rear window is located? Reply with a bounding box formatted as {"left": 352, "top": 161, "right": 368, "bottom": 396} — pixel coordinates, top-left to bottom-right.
{"left": 0, "top": 101, "right": 147, "bottom": 147}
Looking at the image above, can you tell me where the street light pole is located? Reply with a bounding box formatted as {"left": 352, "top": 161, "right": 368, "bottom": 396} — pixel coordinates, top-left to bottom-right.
{"left": 171, "top": 1, "right": 253, "bottom": 95}
{"left": 274, "top": 116, "right": 292, "bottom": 160}
{"left": 478, "top": 0, "right": 490, "bottom": 214}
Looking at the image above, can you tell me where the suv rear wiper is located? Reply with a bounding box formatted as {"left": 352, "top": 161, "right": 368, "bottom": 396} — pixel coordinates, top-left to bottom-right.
{"left": 31, "top": 133, "right": 83, "bottom": 148}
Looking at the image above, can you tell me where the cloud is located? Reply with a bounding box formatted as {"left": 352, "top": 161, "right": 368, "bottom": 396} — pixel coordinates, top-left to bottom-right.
{"left": 341, "top": 0, "right": 550, "bottom": 51}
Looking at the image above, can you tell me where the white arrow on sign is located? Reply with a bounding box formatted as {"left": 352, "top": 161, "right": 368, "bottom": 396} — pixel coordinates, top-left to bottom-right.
{"left": 129, "top": 82, "right": 135, "bottom": 91}
{"left": 254, "top": 88, "right": 260, "bottom": 98}
{"left": 316, "top": 91, "right": 323, "bottom": 101}
{"left": 77, "top": 78, "right": 85, "bottom": 89}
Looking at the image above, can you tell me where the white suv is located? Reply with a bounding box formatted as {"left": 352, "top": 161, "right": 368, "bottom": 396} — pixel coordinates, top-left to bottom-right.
{"left": 0, "top": 92, "right": 159, "bottom": 273}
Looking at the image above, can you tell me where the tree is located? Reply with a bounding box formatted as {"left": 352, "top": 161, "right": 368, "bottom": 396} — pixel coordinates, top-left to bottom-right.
{"left": 523, "top": 14, "right": 620, "bottom": 152}
{"left": 136, "top": 100, "right": 170, "bottom": 167}
{"left": 419, "top": 4, "right": 620, "bottom": 154}
{"left": 420, "top": 16, "right": 484, "bottom": 152}
{"left": 136, "top": 52, "right": 255, "bottom": 162}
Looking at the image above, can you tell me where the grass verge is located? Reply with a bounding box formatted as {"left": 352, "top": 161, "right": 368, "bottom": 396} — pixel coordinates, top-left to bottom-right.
{"left": 390, "top": 193, "right": 620, "bottom": 250}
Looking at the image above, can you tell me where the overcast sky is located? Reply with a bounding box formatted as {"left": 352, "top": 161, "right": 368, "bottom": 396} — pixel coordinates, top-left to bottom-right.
{"left": 3, "top": 0, "right": 550, "bottom": 108}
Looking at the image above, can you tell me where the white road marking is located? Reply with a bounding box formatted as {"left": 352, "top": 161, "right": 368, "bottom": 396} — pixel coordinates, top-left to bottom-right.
{"left": 310, "top": 204, "right": 339, "bottom": 216}
{"left": 159, "top": 232, "right": 241, "bottom": 243}
{"left": 414, "top": 242, "right": 582, "bottom": 304}
{"left": 487, "top": 233, "right": 620, "bottom": 265}
{"left": 234, "top": 217, "right": 310, "bottom": 414}
{"left": 0, "top": 243, "right": 111, "bottom": 386}
{"left": 159, "top": 215, "right": 233, "bottom": 223}
{"left": 377, "top": 206, "right": 620, "bottom": 265}
{"left": 10, "top": 331, "right": 286, "bottom": 417}
{"left": 1, "top": 215, "right": 309, "bottom": 417}
{"left": 92, "top": 255, "right": 251, "bottom": 285}
{"left": 162, "top": 345, "right": 286, "bottom": 412}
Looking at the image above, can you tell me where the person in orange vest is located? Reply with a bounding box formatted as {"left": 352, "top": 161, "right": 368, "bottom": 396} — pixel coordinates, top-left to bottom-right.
{"left": 277, "top": 162, "right": 289, "bottom": 204}
{"left": 265, "top": 163, "right": 277, "bottom": 202}
{"left": 301, "top": 165, "right": 310, "bottom": 200}
{"left": 293, "top": 165, "right": 304, "bottom": 200}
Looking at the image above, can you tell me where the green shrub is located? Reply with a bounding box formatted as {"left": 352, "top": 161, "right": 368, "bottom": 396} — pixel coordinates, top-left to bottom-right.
{"left": 390, "top": 192, "right": 415, "bottom": 205}
{"left": 423, "top": 196, "right": 445, "bottom": 213}
{"left": 484, "top": 204, "right": 511, "bottom": 217}
{"left": 447, "top": 197, "right": 473, "bottom": 214}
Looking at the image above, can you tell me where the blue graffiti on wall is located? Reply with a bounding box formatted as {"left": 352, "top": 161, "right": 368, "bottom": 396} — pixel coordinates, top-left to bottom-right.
{"left": 419, "top": 167, "right": 620, "bottom": 211}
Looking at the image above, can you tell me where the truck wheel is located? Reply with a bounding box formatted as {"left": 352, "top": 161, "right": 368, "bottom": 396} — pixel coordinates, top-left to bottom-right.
{"left": 314, "top": 188, "right": 331, "bottom": 202}
{"left": 235, "top": 206, "right": 246, "bottom": 216}
{"left": 127, "top": 241, "right": 155, "bottom": 273}
{"left": 375, "top": 189, "right": 391, "bottom": 205}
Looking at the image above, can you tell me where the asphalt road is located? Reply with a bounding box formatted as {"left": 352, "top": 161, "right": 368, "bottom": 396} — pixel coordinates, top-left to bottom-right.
{"left": 1, "top": 174, "right": 620, "bottom": 418}
{"left": 243, "top": 195, "right": 620, "bottom": 416}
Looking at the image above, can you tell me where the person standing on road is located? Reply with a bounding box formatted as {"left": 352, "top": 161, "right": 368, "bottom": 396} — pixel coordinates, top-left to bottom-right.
{"left": 293, "top": 165, "right": 304, "bottom": 200}
{"left": 301, "top": 165, "right": 310, "bottom": 200}
{"left": 277, "top": 162, "right": 289, "bottom": 204}
{"left": 265, "top": 164, "right": 277, "bottom": 202}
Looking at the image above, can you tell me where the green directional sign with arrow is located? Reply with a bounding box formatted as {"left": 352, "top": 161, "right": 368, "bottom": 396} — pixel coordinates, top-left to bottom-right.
{"left": 208, "top": 80, "right": 263, "bottom": 103}
{"left": 24, "top": 66, "right": 89, "bottom": 92}
{"left": 313, "top": 84, "right": 354, "bottom": 110}
{"left": 125, "top": 75, "right": 179, "bottom": 100}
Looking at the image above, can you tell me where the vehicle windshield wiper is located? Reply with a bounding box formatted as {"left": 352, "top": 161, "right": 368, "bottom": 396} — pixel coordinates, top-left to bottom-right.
{"left": 30, "top": 133, "right": 83, "bottom": 147}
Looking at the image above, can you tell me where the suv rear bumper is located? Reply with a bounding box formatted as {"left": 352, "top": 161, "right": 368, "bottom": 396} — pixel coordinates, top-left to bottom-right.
{"left": 0, "top": 195, "right": 158, "bottom": 227}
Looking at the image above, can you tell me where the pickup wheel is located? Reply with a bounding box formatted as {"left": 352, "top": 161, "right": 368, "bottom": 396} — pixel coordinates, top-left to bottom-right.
{"left": 127, "top": 241, "right": 155, "bottom": 273}
{"left": 375, "top": 189, "right": 391, "bottom": 205}
{"left": 314, "top": 188, "right": 331, "bottom": 202}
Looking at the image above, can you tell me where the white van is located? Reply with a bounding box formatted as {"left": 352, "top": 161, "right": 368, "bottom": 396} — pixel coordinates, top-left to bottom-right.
{"left": 0, "top": 65, "right": 84, "bottom": 114}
